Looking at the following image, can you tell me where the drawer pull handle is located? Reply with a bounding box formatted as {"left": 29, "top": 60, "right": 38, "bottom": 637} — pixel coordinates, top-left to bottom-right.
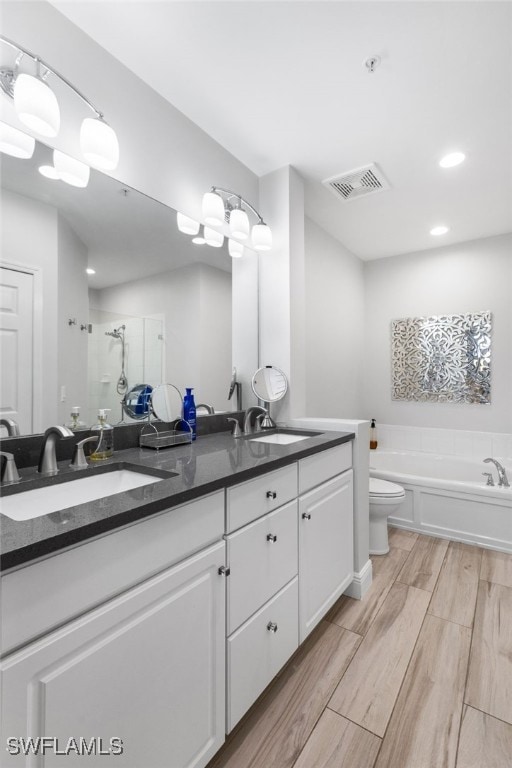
{"left": 267, "top": 621, "right": 278, "bottom": 633}
{"left": 302, "top": 512, "right": 312, "bottom": 520}
{"left": 266, "top": 533, "right": 278, "bottom": 543}
{"left": 266, "top": 491, "right": 277, "bottom": 499}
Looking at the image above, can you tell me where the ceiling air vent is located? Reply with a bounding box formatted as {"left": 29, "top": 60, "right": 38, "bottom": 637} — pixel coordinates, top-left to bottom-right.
{"left": 323, "top": 163, "right": 390, "bottom": 202}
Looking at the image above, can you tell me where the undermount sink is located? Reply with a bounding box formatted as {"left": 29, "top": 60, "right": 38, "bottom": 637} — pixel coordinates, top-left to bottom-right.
{"left": 1, "top": 466, "right": 174, "bottom": 522}
{"left": 248, "top": 430, "right": 322, "bottom": 445}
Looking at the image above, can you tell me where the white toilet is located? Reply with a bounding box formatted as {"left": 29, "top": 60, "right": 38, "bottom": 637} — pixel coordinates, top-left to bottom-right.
{"left": 369, "top": 478, "right": 406, "bottom": 555}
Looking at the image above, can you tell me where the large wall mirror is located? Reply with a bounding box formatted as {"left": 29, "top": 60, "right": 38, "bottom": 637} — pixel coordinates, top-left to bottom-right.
{"left": 0, "top": 139, "right": 259, "bottom": 436}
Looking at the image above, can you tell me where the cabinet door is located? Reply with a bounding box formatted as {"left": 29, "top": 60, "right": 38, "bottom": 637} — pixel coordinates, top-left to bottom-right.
{"left": 299, "top": 471, "right": 354, "bottom": 643}
{"left": 227, "top": 577, "right": 298, "bottom": 732}
{"left": 1, "top": 541, "right": 226, "bottom": 768}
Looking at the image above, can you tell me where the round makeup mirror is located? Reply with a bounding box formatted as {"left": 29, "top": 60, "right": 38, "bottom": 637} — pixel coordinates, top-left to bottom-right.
{"left": 251, "top": 366, "right": 288, "bottom": 403}
{"left": 122, "top": 384, "right": 153, "bottom": 420}
{"left": 151, "top": 383, "right": 183, "bottom": 422}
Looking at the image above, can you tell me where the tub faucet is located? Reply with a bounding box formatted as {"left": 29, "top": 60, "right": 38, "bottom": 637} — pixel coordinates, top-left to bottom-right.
{"left": 38, "top": 425, "right": 74, "bottom": 476}
{"left": 483, "top": 458, "right": 510, "bottom": 488}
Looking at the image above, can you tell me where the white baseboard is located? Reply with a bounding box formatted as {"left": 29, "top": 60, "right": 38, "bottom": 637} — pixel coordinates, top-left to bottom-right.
{"left": 344, "top": 558, "right": 373, "bottom": 600}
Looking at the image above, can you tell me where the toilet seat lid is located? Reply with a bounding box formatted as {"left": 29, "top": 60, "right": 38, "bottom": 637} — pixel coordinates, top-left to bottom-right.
{"left": 370, "top": 478, "right": 405, "bottom": 498}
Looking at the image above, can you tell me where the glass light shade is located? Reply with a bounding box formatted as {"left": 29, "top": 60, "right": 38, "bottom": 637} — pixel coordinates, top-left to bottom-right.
{"left": 192, "top": 236, "right": 206, "bottom": 245}
{"left": 86, "top": 268, "right": 96, "bottom": 275}
{"left": 38, "top": 165, "right": 60, "bottom": 180}
{"left": 252, "top": 223, "right": 272, "bottom": 251}
{"left": 204, "top": 226, "right": 224, "bottom": 247}
{"left": 439, "top": 152, "right": 465, "bottom": 168}
{"left": 228, "top": 239, "right": 244, "bottom": 258}
{"left": 80, "top": 117, "right": 119, "bottom": 171}
{"left": 14, "top": 73, "right": 60, "bottom": 137}
{"left": 177, "top": 212, "right": 200, "bottom": 235}
{"left": 430, "top": 225, "right": 449, "bottom": 236}
{"left": 229, "top": 208, "right": 250, "bottom": 240}
{"left": 202, "top": 191, "right": 225, "bottom": 225}
{"left": 0, "top": 122, "right": 35, "bottom": 158}
{"left": 54, "top": 150, "right": 90, "bottom": 188}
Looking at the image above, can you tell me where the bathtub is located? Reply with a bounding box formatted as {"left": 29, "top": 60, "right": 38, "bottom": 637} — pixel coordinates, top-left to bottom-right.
{"left": 370, "top": 450, "right": 512, "bottom": 553}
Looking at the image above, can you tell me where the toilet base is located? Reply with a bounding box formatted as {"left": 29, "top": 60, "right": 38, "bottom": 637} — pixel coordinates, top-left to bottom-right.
{"left": 369, "top": 515, "right": 391, "bottom": 556}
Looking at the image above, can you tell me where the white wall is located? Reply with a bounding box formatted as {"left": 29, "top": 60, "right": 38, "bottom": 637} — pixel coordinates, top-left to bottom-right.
{"left": 363, "top": 233, "right": 512, "bottom": 433}
{"left": 259, "top": 166, "right": 306, "bottom": 421}
{"left": 57, "top": 214, "right": 89, "bottom": 425}
{"left": 92, "top": 263, "right": 232, "bottom": 411}
{"left": 304, "top": 217, "right": 366, "bottom": 419}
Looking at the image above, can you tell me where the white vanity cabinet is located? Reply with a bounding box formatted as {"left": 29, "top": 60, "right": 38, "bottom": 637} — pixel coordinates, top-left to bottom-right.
{"left": 225, "top": 465, "right": 300, "bottom": 731}
{"left": 298, "top": 443, "right": 354, "bottom": 642}
{"left": 1, "top": 493, "right": 226, "bottom": 768}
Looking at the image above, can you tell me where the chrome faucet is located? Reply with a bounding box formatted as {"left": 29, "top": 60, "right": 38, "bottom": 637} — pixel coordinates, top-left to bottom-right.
{"left": 243, "top": 406, "right": 268, "bottom": 435}
{"left": 0, "top": 451, "right": 20, "bottom": 485}
{"left": 38, "top": 425, "right": 74, "bottom": 476}
{"left": 0, "top": 418, "right": 20, "bottom": 437}
{"left": 196, "top": 403, "right": 215, "bottom": 414}
{"left": 483, "top": 458, "right": 510, "bottom": 488}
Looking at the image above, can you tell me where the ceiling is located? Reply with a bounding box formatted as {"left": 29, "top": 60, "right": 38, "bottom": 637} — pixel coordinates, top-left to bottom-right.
{"left": 49, "top": 1, "right": 512, "bottom": 260}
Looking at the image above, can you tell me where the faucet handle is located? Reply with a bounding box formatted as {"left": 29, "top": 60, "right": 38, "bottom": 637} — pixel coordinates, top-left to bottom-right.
{"left": 0, "top": 451, "right": 21, "bottom": 485}
{"left": 70, "top": 436, "right": 99, "bottom": 469}
{"left": 227, "top": 418, "right": 243, "bottom": 438}
{"left": 482, "top": 472, "right": 495, "bottom": 486}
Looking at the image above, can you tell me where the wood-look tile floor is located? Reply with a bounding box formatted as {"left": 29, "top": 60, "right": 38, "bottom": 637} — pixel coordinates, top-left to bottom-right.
{"left": 208, "top": 530, "right": 512, "bottom": 768}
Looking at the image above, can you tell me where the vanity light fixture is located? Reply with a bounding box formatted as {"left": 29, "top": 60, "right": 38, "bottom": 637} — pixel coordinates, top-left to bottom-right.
{"left": 86, "top": 268, "right": 96, "bottom": 275}
{"left": 439, "top": 151, "right": 465, "bottom": 168}
{"left": 0, "top": 120, "right": 35, "bottom": 158}
{"left": 0, "top": 35, "right": 119, "bottom": 170}
{"left": 204, "top": 226, "right": 224, "bottom": 248}
{"left": 192, "top": 235, "right": 206, "bottom": 245}
{"left": 38, "top": 164, "right": 59, "bottom": 180}
{"left": 228, "top": 239, "right": 244, "bottom": 258}
{"left": 177, "top": 212, "right": 200, "bottom": 235}
{"left": 202, "top": 187, "right": 272, "bottom": 251}
{"left": 430, "top": 225, "right": 449, "bottom": 236}
{"left": 54, "top": 149, "right": 90, "bottom": 188}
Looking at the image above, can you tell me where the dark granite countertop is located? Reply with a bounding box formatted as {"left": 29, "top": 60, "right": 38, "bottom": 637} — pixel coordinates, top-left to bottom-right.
{"left": 0, "top": 428, "right": 354, "bottom": 572}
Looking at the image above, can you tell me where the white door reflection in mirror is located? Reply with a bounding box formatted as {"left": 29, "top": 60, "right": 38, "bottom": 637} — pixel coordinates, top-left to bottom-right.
{"left": 0, "top": 267, "right": 33, "bottom": 434}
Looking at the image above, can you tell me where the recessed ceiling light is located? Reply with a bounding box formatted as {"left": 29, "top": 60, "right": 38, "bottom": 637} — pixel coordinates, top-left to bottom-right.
{"left": 430, "top": 225, "right": 449, "bottom": 236}
{"left": 439, "top": 152, "right": 465, "bottom": 168}
{"left": 38, "top": 164, "right": 59, "bottom": 179}
{"left": 86, "top": 268, "right": 96, "bottom": 275}
{"left": 192, "top": 236, "right": 206, "bottom": 245}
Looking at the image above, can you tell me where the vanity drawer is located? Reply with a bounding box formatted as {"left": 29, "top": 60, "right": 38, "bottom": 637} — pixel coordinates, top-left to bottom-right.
{"left": 298, "top": 443, "right": 352, "bottom": 494}
{"left": 2, "top": 491, "right": 224, "bottom": 655}
{"left": 227, "top": 577, "right": 298, "bottom": 732}
{"left": 226, "top": 463, "right": 298, "bottom": 532}
{"left": 226, "top": 500, "right": 298, "bottom": 634}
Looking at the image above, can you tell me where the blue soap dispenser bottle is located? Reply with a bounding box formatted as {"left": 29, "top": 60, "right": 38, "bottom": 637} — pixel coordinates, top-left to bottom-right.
{"left": 183, "top": 388, "right": 197, "bottom": 441}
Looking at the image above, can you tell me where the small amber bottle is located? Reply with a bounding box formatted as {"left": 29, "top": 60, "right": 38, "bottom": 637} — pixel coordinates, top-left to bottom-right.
{"left": 370, "top": 418, "right": 378, "bottom": 450}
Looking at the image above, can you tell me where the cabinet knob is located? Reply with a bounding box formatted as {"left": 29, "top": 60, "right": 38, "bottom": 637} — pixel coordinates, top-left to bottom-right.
{"left": 218, "top": 566, "right": 231, "bottom": 577}
{"left": 266, "top": 533, "right": 278, "bottom": 543}
{"left": 267, "top": 621, "right": 278, "bottom": 633}
{"left": 266, "top": 491, "right": 277, "bottom": 499}
{"left": 302, "top": 512, "right": 312, "bottom": 520}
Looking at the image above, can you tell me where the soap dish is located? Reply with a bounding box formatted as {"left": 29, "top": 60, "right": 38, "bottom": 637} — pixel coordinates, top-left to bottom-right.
{"left": 139, "top": 420, "right": 193, "bottom": 450}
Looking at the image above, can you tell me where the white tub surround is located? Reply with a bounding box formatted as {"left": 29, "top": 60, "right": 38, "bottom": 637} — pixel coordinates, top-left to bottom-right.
{"left": 289, "top": 418, "right": 371, "bottom": 598}
{"left": 375, "top": 424, "right": 512, "bottom": 462}
{"left": 370, "top": 449, "right": 512, "bottom": 554}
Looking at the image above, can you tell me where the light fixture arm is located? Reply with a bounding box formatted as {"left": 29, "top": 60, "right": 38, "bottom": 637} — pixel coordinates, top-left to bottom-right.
{"left": 210, "top": 186, "right": 266, "bottom": 225}
{"left": 0, "top": 35, "right": 103, "bottom": 118}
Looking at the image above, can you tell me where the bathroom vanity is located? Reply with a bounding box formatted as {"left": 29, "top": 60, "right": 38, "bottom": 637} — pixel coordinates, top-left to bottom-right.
{"left": 0, "top": 429, "right": 354, "bottom": 768}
